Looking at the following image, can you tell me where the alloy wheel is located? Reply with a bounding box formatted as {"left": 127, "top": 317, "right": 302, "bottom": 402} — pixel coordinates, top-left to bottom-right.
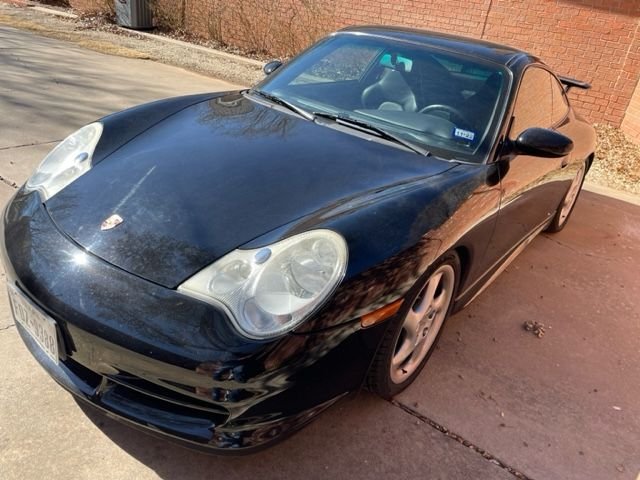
{"left": 390, "top": 264, "right": 455, "bottom": 384}
{"left": 558, "top": 164, "right": 586, "bottom": 226}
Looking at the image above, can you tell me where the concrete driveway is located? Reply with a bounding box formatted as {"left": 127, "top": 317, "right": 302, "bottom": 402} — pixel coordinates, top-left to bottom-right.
{"left": 0, "top": 26, "right": 638, "bottom": 480}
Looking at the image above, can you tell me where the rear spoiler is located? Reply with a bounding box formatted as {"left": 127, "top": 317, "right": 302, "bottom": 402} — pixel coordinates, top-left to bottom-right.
{"left": 558, "top": 75, "right": 591, "bottom": 91}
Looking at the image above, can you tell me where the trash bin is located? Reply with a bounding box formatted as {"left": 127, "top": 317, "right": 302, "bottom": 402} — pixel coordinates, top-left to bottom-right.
{"left": 115, "top": 0, "right": 153, "bottom": 30}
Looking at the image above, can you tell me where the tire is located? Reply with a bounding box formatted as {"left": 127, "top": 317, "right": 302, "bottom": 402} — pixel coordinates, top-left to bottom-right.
{"left": 546, "top": 161, "right": 587, "bottom": 233}
{"left": 367, "top": 251, "right": 460, "bottom": 399}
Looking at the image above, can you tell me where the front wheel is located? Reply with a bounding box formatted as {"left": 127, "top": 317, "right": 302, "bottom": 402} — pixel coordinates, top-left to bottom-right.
{"left": 367, "top": 251, "right": 460, "bottom": 399}
{"left": 546, "top": 161, "right": 587, "bottom": 233}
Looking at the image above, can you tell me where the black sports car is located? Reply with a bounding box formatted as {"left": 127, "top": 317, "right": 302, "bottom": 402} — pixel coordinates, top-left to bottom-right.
{"left": 2, "top": 26, "right": 596, "bottom": 453}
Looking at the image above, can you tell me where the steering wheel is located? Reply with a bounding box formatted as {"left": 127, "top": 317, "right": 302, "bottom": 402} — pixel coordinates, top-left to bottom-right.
{"left": 419, "top": 104, "right": 466, "bottom": 125}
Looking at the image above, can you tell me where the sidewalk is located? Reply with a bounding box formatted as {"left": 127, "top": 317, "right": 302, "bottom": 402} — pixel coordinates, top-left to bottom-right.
{"left": 0, "top": 1, "right": 263, "bottom": 86}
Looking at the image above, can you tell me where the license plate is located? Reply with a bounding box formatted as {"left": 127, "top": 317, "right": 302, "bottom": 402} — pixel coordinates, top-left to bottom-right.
{"left": 8, "top": 284, "right": 59, "bottom": 365}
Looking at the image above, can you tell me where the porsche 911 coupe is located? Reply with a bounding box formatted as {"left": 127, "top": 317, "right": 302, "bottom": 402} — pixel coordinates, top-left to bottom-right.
{"left": 2, "top": 26, "right": 596, "bottom": 453}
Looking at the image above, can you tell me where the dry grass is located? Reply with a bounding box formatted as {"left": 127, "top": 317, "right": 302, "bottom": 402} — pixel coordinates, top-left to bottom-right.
{"left": 0, "top": 12, "right": 150, "bottom": 59}
{"left": 154, "top": 0, "right": 335, "bottom": 58}
{"left": 590, "top": 124, "right": 640, "bottom": 196}
{"left": 0, "top": 4, "right": 261, "bottom": 85}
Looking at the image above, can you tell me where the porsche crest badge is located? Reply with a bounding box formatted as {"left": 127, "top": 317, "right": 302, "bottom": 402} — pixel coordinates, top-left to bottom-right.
{"left": 101, "top": 214, "right": 124, "bottom": 231}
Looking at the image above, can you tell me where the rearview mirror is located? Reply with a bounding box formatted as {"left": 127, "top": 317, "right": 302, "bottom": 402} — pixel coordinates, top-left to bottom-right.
{"left": 263, "top": 60, "right": 283, "bottom": 75}
{"left": 514, "top": 127, "right": 574, "bottom": 158}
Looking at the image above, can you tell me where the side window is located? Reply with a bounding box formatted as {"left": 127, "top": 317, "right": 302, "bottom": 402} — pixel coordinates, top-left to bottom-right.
{"left": 511, "top": 67, "right": 554, "bottom": 136}
{"left": 290, "top": 45, "right": 381, "bottom": 85}
{"left": 550, "top": 76, "right": 569, "bottom": 125}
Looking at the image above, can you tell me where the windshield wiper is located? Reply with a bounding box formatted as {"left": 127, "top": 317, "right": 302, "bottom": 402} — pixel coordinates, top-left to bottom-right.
{"left": 250, "top": 89, "right": 314, "bottom": 121}
{"left": 313, "top": 112, "right": 431, "bottom": 157}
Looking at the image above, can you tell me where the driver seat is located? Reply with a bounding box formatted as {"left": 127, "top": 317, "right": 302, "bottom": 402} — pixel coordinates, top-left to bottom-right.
{"left": 361, "top": 67, "right": 417, "bottom": 112}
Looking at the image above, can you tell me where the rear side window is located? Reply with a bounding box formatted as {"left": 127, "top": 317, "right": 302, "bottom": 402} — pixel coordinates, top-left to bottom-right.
{"left": 511, "top": 67, "right": 554, "bottom": 136}
{"left": 550, "top": 76, "right": 569, "bottom": 125}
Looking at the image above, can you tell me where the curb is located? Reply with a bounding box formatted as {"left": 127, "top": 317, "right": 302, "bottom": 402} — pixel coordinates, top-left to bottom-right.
{"left": 121, "top": 28, "right": 265, "bottom": 68}
{"left": 30, "top": 5, "right": 77, "bottom": 19}
{"left": 26, "top": 4, "right": 264, "bottom": 69}
{"left": 583, "top": 182, "right": 640, "bottom": 206}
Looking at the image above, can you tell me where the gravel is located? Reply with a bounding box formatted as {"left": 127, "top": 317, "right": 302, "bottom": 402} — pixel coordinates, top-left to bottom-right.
{"left": 589, "top": 124, "right": 640, "bottom": 196}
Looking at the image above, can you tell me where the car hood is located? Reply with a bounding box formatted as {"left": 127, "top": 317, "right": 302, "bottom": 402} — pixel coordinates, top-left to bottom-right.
{"left": 46, "top": 93, "right": 453, "bottom": 288}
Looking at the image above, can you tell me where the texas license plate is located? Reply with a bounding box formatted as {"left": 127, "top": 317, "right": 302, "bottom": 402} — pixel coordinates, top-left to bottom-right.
{"left": 8, "top": 284, "right": 59, "bottom": 365}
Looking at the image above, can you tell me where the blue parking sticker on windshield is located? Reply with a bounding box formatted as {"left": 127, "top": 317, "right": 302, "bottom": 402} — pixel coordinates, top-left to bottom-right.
{"left": 453, "top": 128, "right": 476, "bottom": 141}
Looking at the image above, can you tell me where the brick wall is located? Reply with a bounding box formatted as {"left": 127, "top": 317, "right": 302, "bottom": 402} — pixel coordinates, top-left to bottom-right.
{"left": 68, "top": 0, "right": 640, "bottom": 133}
{"left": 69, "top": 0, "right": 110, "bottom": 13}
{"left": 480, "top": 1, "right": 639, "bottom": 128}
{"left": 332, "top": 0, "right": 640, "bottom": 128}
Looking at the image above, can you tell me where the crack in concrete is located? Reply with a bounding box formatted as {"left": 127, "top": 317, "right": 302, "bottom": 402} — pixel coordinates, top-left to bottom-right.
{"left": 540, "top": 234, "right": 615, "bottom": 260}
{"left": 0, "top": 323, "right": 15, "bottom": 331}
{"left": 390, "top": 399, "right": 534, "bottom": 480}
{"left": 0, "top": 139, "right": 59, "bottom": 151}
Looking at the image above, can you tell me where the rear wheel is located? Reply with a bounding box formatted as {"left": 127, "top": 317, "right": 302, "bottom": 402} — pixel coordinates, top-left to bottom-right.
{"left": 546, "top": 161, "right": 587, "bottom": 233}
{"left": 367, "top": 251, "right": 459, "bottom": 399}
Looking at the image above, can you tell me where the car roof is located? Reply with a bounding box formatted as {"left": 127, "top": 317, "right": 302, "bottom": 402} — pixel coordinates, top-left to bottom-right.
{"left": 336, "top": 26, "right": 531, "bottom": 66}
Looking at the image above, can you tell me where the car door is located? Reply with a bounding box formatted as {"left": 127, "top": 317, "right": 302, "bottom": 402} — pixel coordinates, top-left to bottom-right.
{"left": 484, "top": 66, "right": 573, "bottom": 267}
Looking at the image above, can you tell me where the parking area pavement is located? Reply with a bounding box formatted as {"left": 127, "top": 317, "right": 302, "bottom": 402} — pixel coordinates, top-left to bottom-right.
{"left": 0, "top": 25, "right": 638, "bottom": 480}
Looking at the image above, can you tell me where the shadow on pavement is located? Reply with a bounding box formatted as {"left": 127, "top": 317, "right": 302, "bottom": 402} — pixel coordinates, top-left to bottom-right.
{"left": 75, "top": 191, "right": 640, "bottom": 480}
{"left": 74, "top": 391, "right": 508, "bottom": 479}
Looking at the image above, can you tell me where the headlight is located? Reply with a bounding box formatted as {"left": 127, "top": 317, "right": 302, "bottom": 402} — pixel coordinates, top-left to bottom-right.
{"left": 26, "top": 122, "right": 103, "bottom": 200}
{"left": 178, "top": 230, "right": 348, "bottom": 339}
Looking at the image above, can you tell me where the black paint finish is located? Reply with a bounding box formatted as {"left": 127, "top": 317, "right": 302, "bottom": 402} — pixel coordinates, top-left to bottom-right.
{"left": 1, "top": 190, "right": 386, "bottom": 451}
{"left": 515, "top": 127, "right": 574, "bottom": 158}
{"left": 1, "top": 28, "right": 596, "bottom": 453}
{"left": 46, "top": 94, "right": 454, "bottom": 288}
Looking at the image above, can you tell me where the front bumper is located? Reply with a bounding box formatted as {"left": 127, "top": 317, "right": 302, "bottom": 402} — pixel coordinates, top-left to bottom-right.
{"left": 2, "top": 190, "right": 384, "bottom": 453}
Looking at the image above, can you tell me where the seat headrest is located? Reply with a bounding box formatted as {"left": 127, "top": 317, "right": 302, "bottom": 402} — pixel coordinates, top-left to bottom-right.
{"left": 484, "top": 72, "right": 503, "bottom": 91}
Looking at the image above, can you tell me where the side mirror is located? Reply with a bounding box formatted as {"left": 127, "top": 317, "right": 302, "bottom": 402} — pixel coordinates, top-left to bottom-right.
{"left": 514, "top": 127, "right": 574, "bottom": 158}
{"left": 263, "top": 60, "right": 283, "bottom": 75}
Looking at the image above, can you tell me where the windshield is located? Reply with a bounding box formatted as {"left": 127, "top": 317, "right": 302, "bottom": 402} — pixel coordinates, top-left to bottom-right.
{"left": 257, "top": 33, "right": 510, "bottom": 162}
